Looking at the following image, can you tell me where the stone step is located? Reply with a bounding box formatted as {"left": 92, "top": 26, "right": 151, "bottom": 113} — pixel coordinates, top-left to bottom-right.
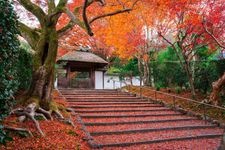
{"left": 87, "top": 120, "right": 209, "bottom": 133}
{"left": 64, "top": 96, "right": 138, "bottom": 99}
{"left": 59, "top": 88, "right": 117, "bottom": 91}
{"left": 66, "top": 99, "right": 145, "bottom": 103}
{"left": 81, "top": 115, "right": 194, "bottom": 123}
{"left": 62, "top": 91, "right": 131, "bottom": 94}
{"left": 97, "top": 134, "right": 223, "bottom": 149}
{"left": 65, "top": 95, "right": 135, "bottom": 98}
{"left": 61, "top": 93, "right": 131, "bottom": 95}
{"left": 111, "top": 138, "right": 223, "bottom": 150}
{"left": 80, "top": 113, "right": 181, "bottom": 118}
{"left": 93, "top": 128, "right": 223, "bottom": 145}
{"left": 59, "top": 89, "right": 118, "bottom": 93}
{"left": 81, "top": 110, "right": 179, "bottom": 116}
{"left": 68, "top": 102, "right": 155, "bottom": 105}
{"left": 61, "top": 92, "right": 122, "bottom": 95}
{"left": 71, "top": 104, "right": 163, "bottom": 109}
{"left": 75, "top": 108, "right": 170, "bottom": 113}
{"left": 84, "top": 118, "right": 199, "bottom": 126}
{"left": 90, "top": 125, "right": 215, "bottom": 136}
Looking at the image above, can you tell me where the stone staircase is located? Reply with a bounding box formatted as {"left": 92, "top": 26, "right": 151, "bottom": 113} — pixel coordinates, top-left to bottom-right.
{"left": 60, "top": 89, "right": 224, "bottom": 150}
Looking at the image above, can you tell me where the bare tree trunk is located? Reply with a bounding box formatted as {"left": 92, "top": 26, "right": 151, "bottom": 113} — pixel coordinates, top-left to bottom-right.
{"left": 187, "top": 71, "right": 196, "bottom": 97}
{"left": 129, "top": 75, "right": 133, "bottom": 85}
{"left": 143, "top": 60, "right": 150, "bottom": 86}
{"left": 137, "top": 57, "right": 143, "bottom": 86}
{"left": 210, "top": 72, "right": 225, "bottom": 105}
{"left": 184, "top": 62, "right": 196, "bottom": 98}
{"left": 158, "top": 33, "right": 196, "bottom": 97}
{"left": 149, "top": 62, "right": 155, "bottom": 88}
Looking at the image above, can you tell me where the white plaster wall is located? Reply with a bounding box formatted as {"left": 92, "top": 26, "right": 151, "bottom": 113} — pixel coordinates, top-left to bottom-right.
{"left": 54, "top": 77, "right": 58, "bottom": 88}
{"left": 104, "top": 75, "right": 141, "bottom": 89}
{"left": 95, "top": 71, "right": 104, "bottom": 89}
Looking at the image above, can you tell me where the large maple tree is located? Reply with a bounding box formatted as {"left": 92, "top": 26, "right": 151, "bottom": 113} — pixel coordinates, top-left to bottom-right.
{"left": 201, "top": 0, "right": 225, "bottom": 105}
{"left": 148, "top": 0, "right": 224, "bottom": 102}
{"left": 156, "top": 0, "right": 208, "bottom": 97}
{"left": 15, "top": 0, "right": 139, "bottom": 109}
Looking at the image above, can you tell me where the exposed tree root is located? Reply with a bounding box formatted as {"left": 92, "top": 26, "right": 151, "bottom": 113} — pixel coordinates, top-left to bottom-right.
{"left": 58, "top": 116, "right": 75, "bottom": 127}
{"left": 4, "top": 126, "right": 33, "bottom": 137}
{"left": 36, "top": 107, "right": 53, "bottom": 120}
{"left": 11, "top": 102, "right": 45, "bottom": 136}
{"left": 9, "top": 98, "right": 75, "bottom": 137}
{"left": 53, "top": 109, "right": 64, "bottom": 119}
{"left": 52, "top": 108, "right": 75, "bottom": 127}
{"left": 35, "top": 113, "right": 47, "bottom": 120}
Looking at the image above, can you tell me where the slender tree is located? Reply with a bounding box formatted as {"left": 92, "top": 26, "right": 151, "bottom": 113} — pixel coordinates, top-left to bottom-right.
{"left": 201, "top": 0, "right": 225, "bottom": 105}
{"left": 156, "top": 0, "right": 211, "bottom": 97}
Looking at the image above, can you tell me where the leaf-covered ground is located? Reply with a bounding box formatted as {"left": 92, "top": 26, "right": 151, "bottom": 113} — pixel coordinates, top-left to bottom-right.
{"left": 128, "top": 86, "right": 225, "bottom": 123}
{"left": 0, "top": 90, "right": 90, "bottom": 150}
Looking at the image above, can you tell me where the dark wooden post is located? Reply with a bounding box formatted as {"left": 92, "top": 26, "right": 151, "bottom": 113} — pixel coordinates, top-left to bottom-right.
{"left": 140, "top": 76, "right": 142, "bottom": 99}
{"left": 90, "top": 69, "right": 95, "bottom": 89}
{"left": 66, "top": 64, "right": 71, "bottom": 88}
{"left": 103, "top": 71, "right": 105, "bottom": 89}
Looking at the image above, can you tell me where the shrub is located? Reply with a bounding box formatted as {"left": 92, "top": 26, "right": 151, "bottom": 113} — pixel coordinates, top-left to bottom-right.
{"left": 16, "top": 43, "right": 32, "bottom": 90}
{"left": 0, "top": 0, "right": 20, "bottom": 144}
{"left": 152, "top": 47, "right": 187, "bottom": 88}
{"left": 175, "top": 86, "right": 182, "bottom": 94}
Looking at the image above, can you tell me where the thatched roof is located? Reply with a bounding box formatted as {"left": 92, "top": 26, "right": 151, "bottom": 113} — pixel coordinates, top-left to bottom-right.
{"left": 58, "top": 50, "right": 108, "bottom": 64}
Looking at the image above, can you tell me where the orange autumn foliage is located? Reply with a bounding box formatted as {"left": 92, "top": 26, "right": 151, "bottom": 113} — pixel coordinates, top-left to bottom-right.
{"left": 57, "top": 0, "right": 140, "bottom": 58}
{"left": 91, "top": 0, "right": 224, "bottom": 61}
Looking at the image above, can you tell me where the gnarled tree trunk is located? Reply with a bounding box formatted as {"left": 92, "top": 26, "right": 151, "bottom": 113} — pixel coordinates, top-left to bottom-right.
{"left": 17, "top": 0, "right": 139, "bottom": 110}
{"left": 27, "top": 26, "right": 58, "bottom": 110}
{"left": 210, "top": 72, "right": 225, "bottom": 105}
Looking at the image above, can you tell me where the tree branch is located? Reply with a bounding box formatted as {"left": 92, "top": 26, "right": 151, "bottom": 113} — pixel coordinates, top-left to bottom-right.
{"left": 47, "top": 0, "right": 68, "bottom": 24}
{"left": 57, "top": 21, "right": 74, "bottom": 36}
{"left": 52, "top": 0, "right": 68, "bottom": 17}
{"left": 89, "top": 0, "right": 139, "bottom": 24}
{"left": 18, "top": 21, "right": 40, "bottom": 49}
{"left": 89, "top": 8, "right": 132, "bottom": 24}
{"left": 203, "top": 23, "right": 225, "bottom": 49}
{"left": 56, "top": 0, "right": 68, "bottom": 8}
{"left": 57, "top": 5, "right": 86, "bottom": 37}
{"left": 158, "top": 32, "right": 174, "bottom": 47}
{"left": 83, "top": 0, "right": 94, "bottom": 36}
{"left": 17, "top": 0, "right": 46, "bottom": 26}
{"left": 59, "top": 0, "right": 138, "bottom": 37}
{"left": 158, "top": 32, "right": 186, "bottom": 70}
{"left": 48, "top": 0, "right": 56, "bottom": 14}
{"left": 58, "top": 0, "right": 100, "bottom": 37}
